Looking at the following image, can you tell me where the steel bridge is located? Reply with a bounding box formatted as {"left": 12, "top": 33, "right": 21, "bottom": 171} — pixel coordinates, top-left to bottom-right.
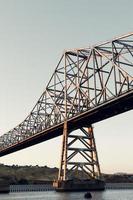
{"left": 0, "top": 33, "right": 133, "bottom": 184}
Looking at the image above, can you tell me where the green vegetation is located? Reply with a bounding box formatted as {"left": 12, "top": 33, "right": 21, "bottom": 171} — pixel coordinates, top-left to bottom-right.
{"left": 0, "top": 164, "right": 58, "bottom": 184}
{"left": 0, "top": 164, "right": 132, "bottom": 184}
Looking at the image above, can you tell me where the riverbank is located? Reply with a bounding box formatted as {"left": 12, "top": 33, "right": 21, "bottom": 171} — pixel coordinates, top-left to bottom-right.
{"left": 0, "top": 164, "right": 133, "bottom": 185}
{"left": 9, "top": 183, "right": 133, "bottom": 192}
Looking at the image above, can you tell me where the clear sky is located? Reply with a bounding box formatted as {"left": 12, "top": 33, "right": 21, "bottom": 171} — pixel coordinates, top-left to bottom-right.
{"left": 0, "top": 0, "right": 132, "bottom": 174}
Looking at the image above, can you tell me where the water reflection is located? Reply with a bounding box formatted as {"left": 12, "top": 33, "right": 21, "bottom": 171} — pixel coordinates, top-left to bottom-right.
{"left": 0, "top": 190, "right": 133, "bottom": 200}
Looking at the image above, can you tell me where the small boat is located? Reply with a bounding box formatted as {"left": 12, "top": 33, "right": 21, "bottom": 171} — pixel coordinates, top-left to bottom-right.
{"left": 84, "top": 192, "right": 92, "bottom": 199}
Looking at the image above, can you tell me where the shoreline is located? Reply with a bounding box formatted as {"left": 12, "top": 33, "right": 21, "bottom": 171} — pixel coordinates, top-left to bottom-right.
{"left": 9, "top": 183, "right": 133, "bottom": 192}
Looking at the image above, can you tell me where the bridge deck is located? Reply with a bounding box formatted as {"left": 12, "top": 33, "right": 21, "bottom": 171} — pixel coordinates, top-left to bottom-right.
{"left": 0, "top": 33, "right": 133, "bottom": 157}
{"left": 0, "top": 89, "right": 132, "bottom": 157}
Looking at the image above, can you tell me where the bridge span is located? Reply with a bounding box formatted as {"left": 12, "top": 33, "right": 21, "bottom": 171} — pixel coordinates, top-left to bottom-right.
{"left": 0, "top": 88, "right": 132, "bottom": 157}
{"left": 0, "top": 33, "right": 133, "bottom": 190}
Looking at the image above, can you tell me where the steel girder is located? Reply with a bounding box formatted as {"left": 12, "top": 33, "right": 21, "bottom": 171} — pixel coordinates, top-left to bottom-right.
{"left": 0, "top": 33, "right": 133, "bottom": 152}
{"left": 58, "top": 123, "right": 101, "bottom": 181}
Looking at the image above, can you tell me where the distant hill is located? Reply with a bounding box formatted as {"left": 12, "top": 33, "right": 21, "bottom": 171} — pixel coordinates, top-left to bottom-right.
{"left": 0, "top": 164, "right": 58, "bottom": 184}
{"left": 0, "top": 164, "right": 132, "bottom": 184}
{"left": 103, "top": 173, "right": 133, "bottom": 183}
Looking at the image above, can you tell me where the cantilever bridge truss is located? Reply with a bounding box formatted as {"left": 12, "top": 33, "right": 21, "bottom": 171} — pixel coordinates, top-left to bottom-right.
{"left": 0, "top": 33, "right": 133, "bottom": 180}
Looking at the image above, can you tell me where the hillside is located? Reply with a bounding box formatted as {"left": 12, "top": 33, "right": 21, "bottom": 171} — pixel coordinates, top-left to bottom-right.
{"left": 0, "top": 164, "right": 133, "bottom": 184}
{"left": 0, "top": 164, "right": 58, "bottom": 184}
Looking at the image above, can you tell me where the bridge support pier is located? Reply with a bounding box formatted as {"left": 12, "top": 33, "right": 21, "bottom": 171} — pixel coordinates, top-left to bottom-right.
{"left": 53, "top": 122, "right": 105, "bottom": 191}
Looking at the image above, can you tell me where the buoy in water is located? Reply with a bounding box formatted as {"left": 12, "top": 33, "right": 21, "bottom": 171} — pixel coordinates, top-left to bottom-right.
{"left": 84, "top": 192, "right": 92, "bottom": 199}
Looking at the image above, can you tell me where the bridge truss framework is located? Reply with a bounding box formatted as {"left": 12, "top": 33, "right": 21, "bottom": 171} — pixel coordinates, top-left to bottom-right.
{"left": 0, "top": 32, "right": 133, "bottom": 181}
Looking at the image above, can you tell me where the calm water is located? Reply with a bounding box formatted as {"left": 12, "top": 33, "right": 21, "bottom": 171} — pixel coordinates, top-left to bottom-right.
{"left": 0, "top": 190, "right": 133, "bottom": 200}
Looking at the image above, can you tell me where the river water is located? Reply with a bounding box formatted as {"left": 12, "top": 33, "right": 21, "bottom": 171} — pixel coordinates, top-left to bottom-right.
{"left": 0, "top": 190, "right": 133, "bottom": 200}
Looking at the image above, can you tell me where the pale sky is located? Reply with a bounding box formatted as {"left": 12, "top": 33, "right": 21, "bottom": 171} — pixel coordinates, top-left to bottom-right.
{"left": 0, "top": 0, "right": 132, "bottom": 174}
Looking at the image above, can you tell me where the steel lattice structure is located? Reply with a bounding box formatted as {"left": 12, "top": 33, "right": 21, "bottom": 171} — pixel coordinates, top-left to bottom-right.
{"left": 0, "top": 32, "right": 133, "bottom": 156}
{"left": 58, "top": 123, "right": 101, "bottom": 181}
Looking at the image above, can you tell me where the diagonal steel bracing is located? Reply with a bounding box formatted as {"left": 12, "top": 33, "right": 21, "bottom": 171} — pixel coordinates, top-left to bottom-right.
{"left": 58, "top": 123, "right": 101, "bottom": 181}
{"left": 0, "top": 32, "right": 132, "bottom": 156}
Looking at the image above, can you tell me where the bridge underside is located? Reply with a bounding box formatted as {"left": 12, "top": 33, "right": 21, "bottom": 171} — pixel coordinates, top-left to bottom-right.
{"left": 0, "top": 90, "right": 132, "bottom": 157}
{"left": 0, "top": 33, "right": 133, "bottom": 164}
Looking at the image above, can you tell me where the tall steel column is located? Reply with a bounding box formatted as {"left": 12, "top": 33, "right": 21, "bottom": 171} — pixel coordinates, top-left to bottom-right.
{"left": 58, "top": 123, "right": 101, "bottom": 181}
